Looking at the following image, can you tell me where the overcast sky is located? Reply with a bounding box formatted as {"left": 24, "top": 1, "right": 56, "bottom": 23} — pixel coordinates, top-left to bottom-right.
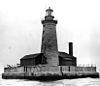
{"left": 0, "top": 0, "right": 100, "bottom": 72}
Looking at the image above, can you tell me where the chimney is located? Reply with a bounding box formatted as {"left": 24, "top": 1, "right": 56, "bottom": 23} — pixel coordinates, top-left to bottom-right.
{"left": 69, "top": 42, "right": 73, "bottom": 56}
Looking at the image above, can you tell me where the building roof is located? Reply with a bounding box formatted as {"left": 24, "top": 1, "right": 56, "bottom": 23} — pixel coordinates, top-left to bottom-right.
{"left": 20, "top": 53, "right": 43, "bottom": 60}
{"left": 20, "top": 52, "right": 76, "bottom": 60}
{"left": 58, "top": 52, "right": 72, "bottom": 57}
{"left": 58, "top": 51, "right": 76, "bottom": 59}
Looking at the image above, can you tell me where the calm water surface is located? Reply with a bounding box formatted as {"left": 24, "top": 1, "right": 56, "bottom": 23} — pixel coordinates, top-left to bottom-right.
{"left": 0, "top": 74, "right": 100, "bottom": 86}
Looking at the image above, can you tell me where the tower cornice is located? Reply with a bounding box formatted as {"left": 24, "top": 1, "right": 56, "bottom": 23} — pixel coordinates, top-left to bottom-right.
{"left": 41, "top": 20, "right": 57, "bottom": 25}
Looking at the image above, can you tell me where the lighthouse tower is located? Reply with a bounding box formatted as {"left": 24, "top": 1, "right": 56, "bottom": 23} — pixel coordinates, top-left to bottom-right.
{"left": 41, "top": 7, "right": 59, "bottom": 66}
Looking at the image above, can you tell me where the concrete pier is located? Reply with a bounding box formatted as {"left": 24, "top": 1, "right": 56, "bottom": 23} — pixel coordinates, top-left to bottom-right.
{"left": 2, "top": 65, "right": 99, "bottom": 81}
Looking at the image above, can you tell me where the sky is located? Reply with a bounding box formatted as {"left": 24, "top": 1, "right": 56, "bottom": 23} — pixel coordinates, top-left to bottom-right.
{"left": 0, "top": 0, "right": 100, "bottom": 72}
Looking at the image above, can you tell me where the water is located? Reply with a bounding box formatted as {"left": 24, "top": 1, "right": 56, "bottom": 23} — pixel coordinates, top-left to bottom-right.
{"left": 0, "top": 73, "right": 100, "bottom": 86}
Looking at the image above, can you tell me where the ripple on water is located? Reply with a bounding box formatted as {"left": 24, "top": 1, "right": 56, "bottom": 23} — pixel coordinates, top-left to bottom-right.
{"left": 0, "top": 78, "right": 100, "bottom": 86}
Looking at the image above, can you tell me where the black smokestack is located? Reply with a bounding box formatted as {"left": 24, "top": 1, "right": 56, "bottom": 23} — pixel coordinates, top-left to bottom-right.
{"left": 69, "top": 42, "right": 73, "bottom": 56}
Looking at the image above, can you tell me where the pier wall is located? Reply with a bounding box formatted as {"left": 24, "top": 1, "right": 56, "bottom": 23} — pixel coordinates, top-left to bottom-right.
{"left": 2, "top": 65, "right": 99, "bottom": 79}
{"left": 4, "top": 66, "right": 24, "bottom": 73}
{"left": 62, "top": 66, "right": 96, "bottom": 73}
{"left": 4, "top": 66, "right": 97, "bottom": 74}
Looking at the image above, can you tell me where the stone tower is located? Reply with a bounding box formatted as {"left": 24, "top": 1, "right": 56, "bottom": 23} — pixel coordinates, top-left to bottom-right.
{"left": 41, "top": 7, "right": 59, "bottom": 66}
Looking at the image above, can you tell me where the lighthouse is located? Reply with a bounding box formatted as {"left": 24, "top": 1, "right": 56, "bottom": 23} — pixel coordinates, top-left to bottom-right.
{"left": 41, "top": 7, "right": 59, "bottom": 66}
{"left": 2, "top": 7, "right": 99, "bottom": 80}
